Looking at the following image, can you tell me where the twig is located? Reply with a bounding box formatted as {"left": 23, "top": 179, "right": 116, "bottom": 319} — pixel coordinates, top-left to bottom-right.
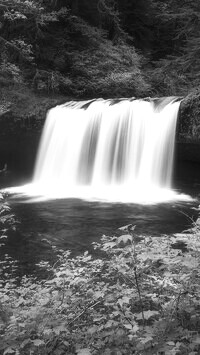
{"left": 59, "top": 278, "right": 66, "bottom": 306}
{"left": 68, "top": 299, "right": 102, "bottom": 326}
{"left": 131, "top": 235, "right": 145, "bottom": 327}
{"left": 164, "top": 290, "right": 186, "bottom": 333}
{"left": 177, "top": 209, "right": 195, "bottom": 225}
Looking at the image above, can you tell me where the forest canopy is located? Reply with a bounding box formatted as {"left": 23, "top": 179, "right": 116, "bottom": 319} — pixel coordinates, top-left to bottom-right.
{"left": 0, "top": 0, "right": 200, "bottom": 101}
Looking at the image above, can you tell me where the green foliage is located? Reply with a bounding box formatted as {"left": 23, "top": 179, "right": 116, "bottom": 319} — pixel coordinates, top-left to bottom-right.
{"left": 70, "top": 38, "right": 149, "bottom": 97}
{"left": 0, "top": 0, "right": 148, "bottom": 100}
{"left": 1, "top": 211, "right": 200, "bottom": 354}
{"left": 9, "top": 40, "right": 34, "bottom": 63}
{"left": 146, "top": 0, "right": 200, "bottom": 95}
{"left": 0, "top": 193, "right": 18, "bottom": 235}
{"left": 117, "top": 0, "right": 155, "bottom": 50}
{"left": 146, "top": 58, "right": 189, "bottom": 96}
{"left": 0, "top": 0, "right": 200, "bottom": 102}
{"left": 0, "top": 60, "right": 23, "bottom": 86}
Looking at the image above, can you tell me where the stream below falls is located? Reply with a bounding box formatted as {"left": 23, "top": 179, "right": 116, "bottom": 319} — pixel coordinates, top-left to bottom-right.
{"left": 0, "top": 159, "right": 200, "bottom": 278}
{"left": 1, "top": 98, "right": 200, "bottom": 278}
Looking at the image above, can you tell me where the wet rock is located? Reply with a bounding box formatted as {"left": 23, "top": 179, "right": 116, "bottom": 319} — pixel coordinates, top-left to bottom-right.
{"left": 179, "top": 89, "right": 200, "bottom": 142}
{"left": 178, "top": 89, "right": 200, "bottom": 162}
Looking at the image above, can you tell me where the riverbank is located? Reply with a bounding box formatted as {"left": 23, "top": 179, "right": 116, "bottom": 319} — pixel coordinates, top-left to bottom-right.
{"left": 0, "top": 193, "right": 200, "bottom": 355}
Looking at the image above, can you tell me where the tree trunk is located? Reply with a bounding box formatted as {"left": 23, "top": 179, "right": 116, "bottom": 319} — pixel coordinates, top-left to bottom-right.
{"left": 71, "top": 0, "right": 79, "bottom": 14}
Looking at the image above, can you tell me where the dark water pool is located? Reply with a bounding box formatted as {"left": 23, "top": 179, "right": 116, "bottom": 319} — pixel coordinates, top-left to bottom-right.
{"left": 1, "top": 160, "right": 200, "bottom": 277}
{"left": 2, "top": 197, "right": 199, "bottom": 277}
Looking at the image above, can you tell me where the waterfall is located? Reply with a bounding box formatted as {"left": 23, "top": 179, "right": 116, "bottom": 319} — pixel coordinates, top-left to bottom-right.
{"left": 7, "top": 97, "right": 192, "bottom": 203}
{"left": 27, "top": 97, "right": 182, "bottom": 203}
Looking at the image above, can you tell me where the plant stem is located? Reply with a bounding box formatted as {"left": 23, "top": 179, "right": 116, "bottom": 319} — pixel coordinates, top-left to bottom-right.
{"left": 134, "top": 265, "right": 145, "bottom": 327}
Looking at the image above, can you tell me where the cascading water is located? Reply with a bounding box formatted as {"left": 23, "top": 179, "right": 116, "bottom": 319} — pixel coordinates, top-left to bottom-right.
{"left": 7, "top": 97, "right": 192, "bottom": 203}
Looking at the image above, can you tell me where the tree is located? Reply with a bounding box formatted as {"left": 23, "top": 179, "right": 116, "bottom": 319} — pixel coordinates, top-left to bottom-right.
{"left": 116, "top": 0, "right": 155, "bottom": 51}
{"left": 149, "top": 0, "right": 200, "bottom": 94}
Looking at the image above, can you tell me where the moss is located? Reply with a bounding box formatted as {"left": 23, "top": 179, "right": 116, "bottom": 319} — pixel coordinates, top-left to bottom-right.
{"left": 0, "top": 85, "right": 70, "bottom": 133}
{"left": 179, "top": 89, "right": 200, "bottom": 141}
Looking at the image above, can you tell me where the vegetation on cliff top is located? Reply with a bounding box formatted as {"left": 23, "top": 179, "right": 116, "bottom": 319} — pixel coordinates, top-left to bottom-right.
{"left": 0, "top": 0, "right": 148, "bottom": 116}
{"left": 1, "top": 0, "right": 200, "bottom": 118}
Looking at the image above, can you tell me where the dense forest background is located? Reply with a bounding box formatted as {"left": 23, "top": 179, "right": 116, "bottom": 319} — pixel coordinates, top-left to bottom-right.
{"left": 0, "top": 0, "right": 200, "bottom": 114}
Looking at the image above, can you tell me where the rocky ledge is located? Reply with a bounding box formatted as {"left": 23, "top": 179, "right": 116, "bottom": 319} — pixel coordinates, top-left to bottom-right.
{"left": 177, "top": 89, "right": 200, "bottom": 162}
{"left": 179, "top": 89, "right": 200, "bottom": 142}
{"left": 1, "top": 89, "right": 200, "bottom": 165}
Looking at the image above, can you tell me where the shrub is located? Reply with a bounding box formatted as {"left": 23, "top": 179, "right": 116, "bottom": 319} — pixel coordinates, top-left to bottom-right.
{"left": 1, "top": 215, "right": 200, "bottom": 354}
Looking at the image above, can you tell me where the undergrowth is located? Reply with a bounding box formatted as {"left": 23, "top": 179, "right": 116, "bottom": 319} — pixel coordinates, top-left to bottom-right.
{"left": 0, "top": 193, "right": 200, "bottom": 354}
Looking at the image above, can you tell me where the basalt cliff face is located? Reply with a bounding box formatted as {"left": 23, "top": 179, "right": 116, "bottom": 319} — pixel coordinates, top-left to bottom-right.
{"left": 1, "top": 92, "right": 199, "bottom": 137}
{"left": 0, "top": 92, "right": 200, "bottom": 176}
{"left": 0, "top": 93, "right": 68, "bottom": 175}
{"left": 177, "top": 90, "right": 200, "bottom": 163}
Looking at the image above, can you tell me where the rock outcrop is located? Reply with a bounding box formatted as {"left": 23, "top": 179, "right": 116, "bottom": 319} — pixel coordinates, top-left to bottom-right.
{"left": 1, "top": 90, "right": 200, "bottom": 173}
{"left": 177, "top": 90, "right": 200, "bottom": 162}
